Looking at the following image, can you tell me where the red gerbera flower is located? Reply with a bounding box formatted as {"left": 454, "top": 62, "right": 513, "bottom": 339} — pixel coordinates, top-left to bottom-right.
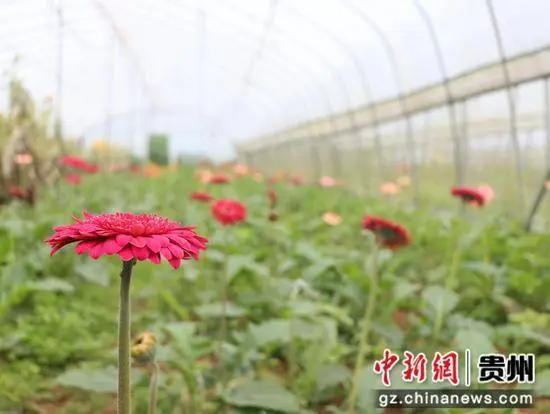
{"left": 362, "top": 215, "right": 411, "bottom": 250}
{"left": 191, "top": 191, "right": 214, "bottom": 203}
{"left": 65, "top": 174, "right": 82, "bottom": 185}
{"left": 9, "top": 186, "right": 27, "bottom": 200}
{"left": 266, "top": 189, "right": 277, "bottom": 209}
{"left": 210, "top": 173, "right": 230, "bottom": 184}
{"left": 211, "top": 199, "right": 247, "bottom": 226}
{"left": 450, "top": 186, "right": 485, "bottom": 207}
{"left": 85, "top": 163, "right": 99, "bottom": 174}
{"left": 290, "top": 175, "right": 302, "bottom": 186}
{"left": 44, "top": 212, "right": 208, "bottom": 269}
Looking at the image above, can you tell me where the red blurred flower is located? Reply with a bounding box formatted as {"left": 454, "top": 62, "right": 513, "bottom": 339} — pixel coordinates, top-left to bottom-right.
{"left": 450, "top": 186, "right": 485, "bottom": 207}
{"left": 290, "top": 175, "right": 302, "bottom": 186}
{"left": 64, "top": 174, "right": 82, "bottom": 185}
{"left": 44, "top": 211, "right": 208, "bottom": 269}
{"left": 266, "top": 189, "right": 277, "bottom": 209}
{"left": 212, "top": 199, "right": 247, "bottom": 226}
{"left": 210, "top": 173, "right": 230, "bottom": 184}
{"left": 267, "top": 176, "right": 279, "bottom": 184}
{"left": 60, "top": 155, "right": 99, "bottom": 174}
{"left": 85, "top": 163, "right": 99, "bottom": 173}
{"left": 362, "top": 216, "right": 411, "bottom": 250}
{"left": 129, "top": 164, "right": 141, "bottom": 174}
{"left": 9, "top": 187, "right": 27, "bottom": 200}
{"left": 191, "top": 191, "right": 214, "bottom": 203}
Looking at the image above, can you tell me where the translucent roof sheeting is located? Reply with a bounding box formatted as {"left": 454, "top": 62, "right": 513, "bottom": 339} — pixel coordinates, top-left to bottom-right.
{"left": 0, "top": 0, "right": 548, "bottom": 159}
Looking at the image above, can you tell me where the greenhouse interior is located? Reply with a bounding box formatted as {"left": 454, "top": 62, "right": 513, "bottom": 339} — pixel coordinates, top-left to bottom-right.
{"left": 1, "top": 0, "right": 550, "bottom": 413}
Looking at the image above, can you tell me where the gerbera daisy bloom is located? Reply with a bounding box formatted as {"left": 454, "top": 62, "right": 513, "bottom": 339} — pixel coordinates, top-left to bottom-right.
{"left": 212, "top": 199, "right": 247, "bottom": 226}
{"left": 319, "top": 176, "right": 336, "bottom": 187}
{"left": 14, "top": 153, "right": 33, "bottom": 165}
{"left": 323, "top": 212, "right": 342, "bottom": 226}
{"left": 290, "top": 175, "right": 303, "bottom": 186}
{"left": 266, "top": 189, "right": 277, "bottom": 209}
{"left": 362, "top": 215, "right": 411, "bottom": 250}
{"left": 60, "top": 155, "right": 97, "bottom": 173}
{"left": 64, "top": 174, "right": 82, "bottom": 185}
{"left": 233, "top": 163, "right": 249, "bottom": 177}
{"left": 9, "top": 187, "right": 27, "bottom": 200}
{"left": 191, "top": 191, "right": 214, "bottom": 203}
{"left": 44, "top": 211, "right": 208, "bottom": 269}
{"left": 380, "top": 182, "right": 399, "bottom": 196}
{"left": 477, "top": 184, "right": 494, "bottom": 203}
{"left": 209, "top": 173, "right": 230, "bottom": 184}
{"left": 450, "top": 186, "right": 485, "bottom": 207}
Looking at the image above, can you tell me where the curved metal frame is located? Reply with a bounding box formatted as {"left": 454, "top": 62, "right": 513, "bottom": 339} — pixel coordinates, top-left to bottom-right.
{"left": 341, "top": 0, "right": 420, "bottom": 201}
{"left": 485, "top": 0, "right": 526, "bottom": 211}
{"left": 413, "top": 0, "right": 464, "bottom": 193}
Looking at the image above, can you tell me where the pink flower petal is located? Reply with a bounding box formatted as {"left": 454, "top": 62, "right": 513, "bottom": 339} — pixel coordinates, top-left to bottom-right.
{"left": 129, "top": 236, "right": 147, "bottom": 248}
{"left": 89, "top": 242, "right": 104, "bottom": 259}
{"left": 168, "top": 244, "right": 184, "bottom": 259}
{"left": 103, "top": 238, "right": 123, "bottom": 254}
{"left": 161, "top": 247, "right": 173, "bottom": 261}
{"left": 116, "top": 234, "right": 132, "bottom": 246}
{"left": 75, "top": 240, "right": 96, "bottom": 254}
{"left": 149, "top": 252, "right": 161, "bottom": 264}
{"left": 131, "top": 245, "right": 150, "bottom": 261}
{"left": 169, "top": 258, "right": 181, "bottom": 269}
{"left": 118, "top": 246, "right": 134, "bottom": 261}
{"left": 146, "top": 237, "right": 162, "bottom": 253}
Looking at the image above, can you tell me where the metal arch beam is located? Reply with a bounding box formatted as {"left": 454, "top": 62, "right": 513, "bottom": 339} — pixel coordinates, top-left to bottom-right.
{"left": 236, "top": 45, "right": 550, "bottom": 151}
{"left": 9, "top": 15, "right": 331, "bottom": 163}
{"left": 212, "top": 0, "right": 280, "bottom": 138}
{"left": 342, "top": 0, "right": 420, "bottom": 201}
{"left": 413, "top": 0, "right": 464, "bottom": 190}
{"left": 80, "top": 60, "right": 313, "bottom": 139}
{"left": 91, "top": 0, "right": 157, "bottom": 110}
{"left": 485, "top": 0, "right": 525, "bottom": 211}
{"left": 285, "top": 2, "right": 385, "bottom": 187}
{"left": 127, "top": 0, "right": 354, "bottom": 144}
{"left": 97, "top": 2, "right": 340, "bottom": 139}
{"left": 103, "top": 1, "right": 343, "bottom": 176}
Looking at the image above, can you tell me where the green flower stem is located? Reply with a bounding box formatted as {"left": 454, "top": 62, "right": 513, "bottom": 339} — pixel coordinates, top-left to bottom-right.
{"left": 148, "top": 362, "right": 159, "bottom": 414}
{"left": 433, "top": 246, "right": 461, "bottom": 342}
{"left": 218, "top": 230, "right": 230, "bottom": 386}
{"left": 118, "top": 260, "right": 135, "bottom": 414}
{"left": 347, "top": 243, "right": 379, "bottom": 414}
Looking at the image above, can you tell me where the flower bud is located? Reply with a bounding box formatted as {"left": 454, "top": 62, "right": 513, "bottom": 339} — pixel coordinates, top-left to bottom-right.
{"left": 131, "top": 332, "right": 157, "bottom": 364}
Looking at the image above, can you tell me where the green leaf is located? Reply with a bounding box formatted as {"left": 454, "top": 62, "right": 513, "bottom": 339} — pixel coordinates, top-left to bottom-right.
{"left": 221, "top": 380, "right": 301, "bottom": 413}
{"left": 248, "top": 319, "right": 328, "bottom": 347}
{"left": 534, "top": 370, "right": 550, "bottom": 396}
{"left": 164, "top": 322, "right": 196, "bottom": 348}
{"left": 454, "top": 329, "right": 496, "bottom": 363}
{"left": 302, "top": 261, "right": 333, "bottom": 280}
{"left": 227, "top": 255, "right": 254, "bottom": 281}
{"left": 29, "top": 278, "right": 74, "bottom": 293}
{"left": 316, "top": 364, "right": 351, "bottom": 393}
{"left": 422, "top": 285, "right": 459, "bottom": 315}
{"left": 75, "top": 260, "right": 109, "bottom": 286}
{"left": 195, "top": 302, "right": 247, "bottom": 318}
{"left": 55, "top": 366, "right": 143, "bottom": 393}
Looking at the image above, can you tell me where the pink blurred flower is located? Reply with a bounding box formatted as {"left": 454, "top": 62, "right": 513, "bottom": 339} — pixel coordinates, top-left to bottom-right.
{"left": 380, "top": 182, "right": 399, "bottom": 196}
{"left": 319, "top": 176, "right": 336, "bottom": 187}
{"left": 15, "top": 153, "right": 33, "bottom": 165}
{"left": 477, "top": 184, "right": 494, "bottom": 203}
